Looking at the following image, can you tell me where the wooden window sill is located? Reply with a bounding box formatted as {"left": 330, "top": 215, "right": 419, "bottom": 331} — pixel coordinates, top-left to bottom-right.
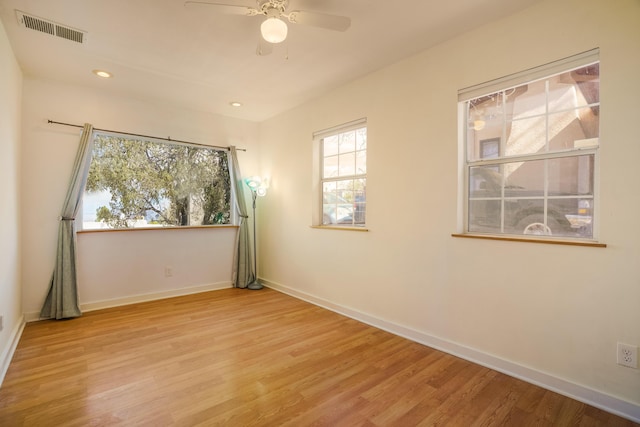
{"left": 311, "top": 225, "right": 369, "bottom": 232}
{"left": 78, "top": 225, "right": 238, "bottom": 234}
{"left": 451, "top": 233, "right": 606, "bottom": 248}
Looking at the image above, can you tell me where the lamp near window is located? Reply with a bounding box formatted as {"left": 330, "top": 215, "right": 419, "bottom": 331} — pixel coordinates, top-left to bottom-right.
{"left": 244, "top": 176, "right": 269, "bottom": 290}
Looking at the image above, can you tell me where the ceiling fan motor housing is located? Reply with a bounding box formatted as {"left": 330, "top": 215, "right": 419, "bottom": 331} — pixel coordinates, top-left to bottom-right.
{"left": 258, "top": 0, "right": 288, "bottom": 14}
{"left": 183, "top": 0, "right": 351, "bottom": 51}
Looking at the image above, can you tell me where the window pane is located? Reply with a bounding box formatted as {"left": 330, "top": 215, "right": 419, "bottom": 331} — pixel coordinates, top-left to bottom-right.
{"left": 505, "top": 81, "right": 546, "bottom": 121}
{"left": 467, "top": 94, "right": 504, "bottom": 162}
{"left": 323, "top": 155, "right": 339, "bottom": 178}
{"left": 548, "top": 198, "right": 592, "bottom": 238}
{"left": 354, "top": 178, "right": 366, "bottom": 224}
{"left": 339, "top": 152, "right": 356, "bottom": 176}
{"left": 468, "top": 92, "right": 504, "bottom": 123}
{"left": 356, "top": 150, "right": 367, "bottom": 174}
{"left": 563, "top": 198, "right": 594, "bottom": 238}
{"left": 548, "top": 78, "right": 581, "bottom": 112}
{"left": 356, "top": 128, "right": 367, "bottom": 150}
{"left": 469, "top": 166, "right": 502, "bottom": 198}
{"left": 507, "top": 199, "right": 546, "bottom": 235}
{"left": 84, "top": 135, "right": 230, "bottom": 229}
{"left": 322, "top": 180, "right": 354, "bottom": 225}
{"left": 578, "top": 105, "right": 599, "bottom": 141}
{"left": 468, "top": 200, "right": 502, "bottom": 233}
{"left": 467, "top": 117, "right": 503, "bottom": 161}
{"left": 548, "top": 64, "right": 599, "bottom": 112}
{"left": 504, "top": 159, "right": 544, "bottom": 198}
{"left": 339, "top": 130, "right": 356, "bottom": 153}
{"left": 548, "top": 109, "right": 579, "bottom": 147}
{"left": 323, "top": 181, "right": 337, "bottom": 193}
{"left": 505, "top": 116, "right": 546, "bottom": 157}
{"left": 324, "top": 135, "right": 339, "bottom": 156}
{"left": 548, "top": 155, "right": 594, "bottom": 196}
{"left": 548, "top": 107, "right": 599, "bottom": 152}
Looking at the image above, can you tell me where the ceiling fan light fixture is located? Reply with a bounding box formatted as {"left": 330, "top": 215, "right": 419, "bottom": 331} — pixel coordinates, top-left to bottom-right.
{"left": 261, "top": 17, "right": 287, "bottom": 43}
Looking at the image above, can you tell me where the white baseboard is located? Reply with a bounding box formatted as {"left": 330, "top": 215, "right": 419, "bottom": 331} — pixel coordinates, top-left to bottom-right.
{"left": 261, "top": 278, "right": 640, "bottom": 424}
{"left": 24, "top": 281, "right": 233, "bottom": 322}
{"left": 0, "top": 314, "right": 25, "bottom": 388}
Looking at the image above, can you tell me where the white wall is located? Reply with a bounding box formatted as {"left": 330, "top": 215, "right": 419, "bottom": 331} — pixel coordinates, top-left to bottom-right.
{"left": 76, "top": 227, "right": 238, "bottom": 311}
{"left": 0, "top": 18, "right": 23, "bottom": 382}
{"left": 20, "top": 79, "right": 260, "bottom": 319}
{"left": 257, "top": 0, "right": 640, "bottom": 417}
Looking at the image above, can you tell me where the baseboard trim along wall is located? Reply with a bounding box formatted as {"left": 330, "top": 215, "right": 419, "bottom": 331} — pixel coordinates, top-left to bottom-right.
{"left": 261, "top": 278, "right": 640, "bottom": 424}
{"left": 0, "top": 315, "right": 25, "bottom": 389}
{"left": 23, "top": 281, "right": 233, "bottom": 323}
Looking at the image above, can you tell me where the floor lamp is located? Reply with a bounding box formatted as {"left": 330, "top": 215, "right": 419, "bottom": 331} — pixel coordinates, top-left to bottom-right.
{"left": 244, "top": 176, "right": 268, "bottom": 290}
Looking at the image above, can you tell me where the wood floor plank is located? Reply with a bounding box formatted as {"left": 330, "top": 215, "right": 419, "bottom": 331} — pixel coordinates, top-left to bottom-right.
{"left": 0, "top": 288, "right": 637, "bottom": 426}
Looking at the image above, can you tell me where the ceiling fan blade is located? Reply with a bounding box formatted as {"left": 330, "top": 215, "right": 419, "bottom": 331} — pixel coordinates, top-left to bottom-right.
{"left": 184, "top": 1, "right": 260, "bottom": 16}
{"left": 286, "top": 10, "right": 351, "bottom": 32}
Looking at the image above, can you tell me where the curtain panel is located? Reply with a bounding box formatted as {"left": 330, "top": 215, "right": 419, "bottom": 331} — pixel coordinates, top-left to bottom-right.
{"left": 229, "top": 146, "right": 253, "bottom": 288}
{"left": 40, "top": 123, "right": 94, "bottom": 319}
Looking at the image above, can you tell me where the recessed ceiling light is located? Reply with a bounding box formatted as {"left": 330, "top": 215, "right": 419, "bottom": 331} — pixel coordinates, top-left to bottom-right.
{"left": 230, "top": 101, "right": 242, "bottom": 107}
{"left": 92, "top": 69, "right": 112, "bottom": 78}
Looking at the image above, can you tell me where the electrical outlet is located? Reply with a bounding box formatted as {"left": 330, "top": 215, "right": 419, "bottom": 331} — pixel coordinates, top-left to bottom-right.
{"left": 617, "top": 343, "right": 638, "bottom": 369}
{"left": 164, "top": 266, "right": 173, "bottom": 277}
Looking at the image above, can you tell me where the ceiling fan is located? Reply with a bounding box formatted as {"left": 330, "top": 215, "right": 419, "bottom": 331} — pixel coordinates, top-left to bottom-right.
{"left": 184, "top": 0, "right": 351, "bottom": 48}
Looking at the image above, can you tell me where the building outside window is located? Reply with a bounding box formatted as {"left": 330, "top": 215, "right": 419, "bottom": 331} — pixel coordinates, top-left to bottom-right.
{"left": 460, "top": 50, "right": 599, "bottom": 239}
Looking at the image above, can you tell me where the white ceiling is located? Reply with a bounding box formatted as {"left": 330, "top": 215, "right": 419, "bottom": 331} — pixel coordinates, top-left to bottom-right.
{"left": 0, "top": 0, "right": 541, "bottom": 122}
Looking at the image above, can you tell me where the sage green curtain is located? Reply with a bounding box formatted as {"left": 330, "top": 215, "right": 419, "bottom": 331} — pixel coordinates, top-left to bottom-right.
{"left": 40, "top": 124, "right": 94, "bottom": 319}
{"left": 229, "top": 146, "right": 254, "bottom": 288}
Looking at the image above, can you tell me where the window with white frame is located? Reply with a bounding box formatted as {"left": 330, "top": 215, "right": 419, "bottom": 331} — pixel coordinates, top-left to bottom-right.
{"left": 81, "top": 132, "right": 231, "bottom": 230}
{"left": 460, "top": 50, "right": 599, "bottom": 239}
{"left": 315, "top": 119, "right": 367, "bottom": 227}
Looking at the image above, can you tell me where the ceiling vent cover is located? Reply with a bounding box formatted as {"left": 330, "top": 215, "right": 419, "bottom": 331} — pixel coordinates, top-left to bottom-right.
{"left": 16, "top": 10, "right": 86, "bottom": 44}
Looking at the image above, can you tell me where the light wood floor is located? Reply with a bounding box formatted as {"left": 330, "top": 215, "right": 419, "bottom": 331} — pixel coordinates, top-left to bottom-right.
{"left": 0, "top": 288, "right": 636, "bottom": 426}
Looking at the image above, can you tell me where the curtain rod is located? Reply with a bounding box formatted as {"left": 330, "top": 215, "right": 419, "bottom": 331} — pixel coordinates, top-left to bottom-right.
{"left": 47, "top": 120, "right": 246, "bottom": 152}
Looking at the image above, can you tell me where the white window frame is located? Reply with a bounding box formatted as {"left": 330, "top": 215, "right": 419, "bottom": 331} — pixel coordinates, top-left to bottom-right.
{"left": 312, "top": 118, "right": 367, "bottom": 228}
{"left": 80, "top": 131, "right": 232, "bottom": 230}
{"left": 458, "top": 49, "right": 600, "bottom": 241}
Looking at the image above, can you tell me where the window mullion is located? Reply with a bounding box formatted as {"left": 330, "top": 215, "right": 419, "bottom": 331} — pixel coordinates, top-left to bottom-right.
{"left": 323, "top": 174, "right": 366, "bottom": 184}
{"left": 468, "top": 147, "right": 598, "bottom": 167}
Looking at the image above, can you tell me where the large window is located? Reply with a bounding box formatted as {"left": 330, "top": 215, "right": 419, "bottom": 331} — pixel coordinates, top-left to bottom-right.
{"left": 460, "top": 51, "right": 599, "bottom": 239}
{"left": 82, "top": 133, "right": 231, "bottom": 230}
{"left": 316, "top": 120, "right": 367, "bottom": 227}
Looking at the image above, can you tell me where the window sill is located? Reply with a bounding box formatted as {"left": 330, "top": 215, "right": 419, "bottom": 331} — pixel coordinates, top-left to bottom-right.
{"left": 311, "top": 225, "right": 369, "bottom": 232}
{"left": 78, "top": 225, "right": 239, "bottom": 234}
{"left": 451, "top": 233, "right": 606, "bottom": 248}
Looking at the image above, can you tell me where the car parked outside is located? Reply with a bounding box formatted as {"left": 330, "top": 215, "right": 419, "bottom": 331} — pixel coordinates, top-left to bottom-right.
{"left": 469, "top": 167, "right": 592, "bottom": 237}
{"left": 323, "top": 192, "right": 354, "bottom": 225}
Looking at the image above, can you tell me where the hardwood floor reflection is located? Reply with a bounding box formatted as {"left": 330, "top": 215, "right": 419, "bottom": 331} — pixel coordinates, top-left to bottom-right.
{"left": 0, "top": 288, "right": 636, "bottom": 426}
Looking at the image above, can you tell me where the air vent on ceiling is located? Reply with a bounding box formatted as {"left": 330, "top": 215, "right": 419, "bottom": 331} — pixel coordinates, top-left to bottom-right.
{"left": 16, "top": 10, "right": 86, "bottom": 44}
